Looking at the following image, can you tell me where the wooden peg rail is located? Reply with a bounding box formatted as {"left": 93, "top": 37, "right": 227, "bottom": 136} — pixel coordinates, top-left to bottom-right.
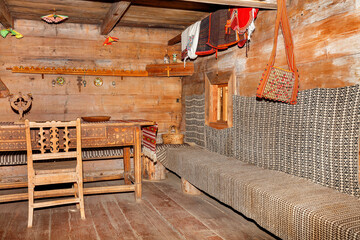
{"left": 6, "top": 66, "right": 149, "bottom": 77}
{"left": 146, "top": 62, "right": 194, "bottom": 77}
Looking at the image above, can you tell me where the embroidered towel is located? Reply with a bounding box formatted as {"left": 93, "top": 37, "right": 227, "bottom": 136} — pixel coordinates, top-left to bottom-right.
{"left": 181, "top": 20, "right": 201, "bottom": 63}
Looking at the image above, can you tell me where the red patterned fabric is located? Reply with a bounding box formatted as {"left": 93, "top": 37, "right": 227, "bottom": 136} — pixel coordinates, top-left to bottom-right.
{"left": 142, "top": 125, "right": 158, "bottom": 152}
{"left": 226, "top": 8, "right": 259, "bottom": 47}
{"left": 227, "top": 8, "right": 259, "bottom": 34}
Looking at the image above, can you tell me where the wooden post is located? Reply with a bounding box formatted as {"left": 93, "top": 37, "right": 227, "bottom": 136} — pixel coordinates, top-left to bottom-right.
{"left": 123, "top": 147, "right": 131, "bottom": 185}
{"left": 142, "top": 156, "right": 166, "bottom": 181}
{"left": 134, "top": 127, "right": 142, "bottom": 201}
{"left": 181, "top": 178, "right": 201, "bottom": 195}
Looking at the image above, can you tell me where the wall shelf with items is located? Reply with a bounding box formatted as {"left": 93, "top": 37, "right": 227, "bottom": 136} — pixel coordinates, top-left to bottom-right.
{"left": 6, "top": 66, "right": 149, "bottom": 77}
{"left": 7, "top": 64, "right": 194, "bottom": 78}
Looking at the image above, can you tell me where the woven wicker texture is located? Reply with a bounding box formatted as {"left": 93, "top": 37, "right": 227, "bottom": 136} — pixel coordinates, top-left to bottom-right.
{"left": 165, "top": 147, "right": 360, "bottom": 240}
{"left": 185, "top": 94, "right": 205, "bottom": 147}
{"left": 262, "top": 66, "right": 296, "bottom": 102}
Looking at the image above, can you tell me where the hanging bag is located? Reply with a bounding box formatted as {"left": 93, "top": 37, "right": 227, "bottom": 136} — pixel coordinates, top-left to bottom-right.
{"left": 256, "top": 0, "right": 299, "bottom": 104}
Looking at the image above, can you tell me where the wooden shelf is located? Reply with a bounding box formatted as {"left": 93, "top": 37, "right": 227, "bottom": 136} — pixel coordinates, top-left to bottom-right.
{"left": 146, "top": 62, "right": 194, "bottom": 77}
{"left": 6, "top": 66, "right": 148, "bottom": 77}
{"left": 7, "top": 64, "right": 194, "bottom": 78}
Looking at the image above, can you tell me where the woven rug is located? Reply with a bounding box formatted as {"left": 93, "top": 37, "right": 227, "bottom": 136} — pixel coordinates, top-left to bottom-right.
{"left": 204, "top": 125, "right": 234, "bottom": 157}
{"left": 233, "top": 85, "right": 360, "bottom": 197}
{"left": 185, "top": 94, "right": 205, "bottom": 147}
{"left": 0, "top": 147, "right": 134, "bottom": 166}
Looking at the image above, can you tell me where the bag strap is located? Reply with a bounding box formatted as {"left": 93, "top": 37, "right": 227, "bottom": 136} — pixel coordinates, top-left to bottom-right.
{"left": 267, "top": 0, "right": 297, "bottom": 72}
{"left": 280, "top": 0, "right": 296, "bottom": 72}
{"left": 267, "top": 0, "right": 283, "bottom": 67}
{"left": 279, "top": 0, "right": 299, "bottom": 104}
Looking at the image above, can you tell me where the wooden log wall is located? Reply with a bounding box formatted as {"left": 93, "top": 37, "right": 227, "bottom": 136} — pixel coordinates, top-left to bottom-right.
{"left": 181, "top": 0, "right": 360, "bottom": 130}
{"left": 0, "top": 19, "right": 182, "bottom": 133}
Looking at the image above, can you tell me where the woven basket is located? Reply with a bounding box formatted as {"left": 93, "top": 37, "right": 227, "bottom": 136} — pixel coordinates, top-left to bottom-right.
{"left": 162, "top": 125, "right": 184, "bottom": 144}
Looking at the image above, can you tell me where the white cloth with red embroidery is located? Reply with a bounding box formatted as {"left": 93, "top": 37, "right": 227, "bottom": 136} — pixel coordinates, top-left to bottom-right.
{"left": 181, "top": 20, "right": 201, "bottom": 63}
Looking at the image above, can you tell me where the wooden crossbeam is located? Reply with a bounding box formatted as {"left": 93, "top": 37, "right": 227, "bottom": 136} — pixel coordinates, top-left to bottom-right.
{"left": 179, "top": 0, "right": 277, "bottom": 9}
{"left": 0, "top": 0, "right": 13, "bottom": 28}
{"left": 101, "top": 0, "right": 131, "bottom": 35}
{"left": 168, "top": 0, "right": 277, "bottom": 45}
{"left": 168, "top": 34, "right": 182, "bottom": 46}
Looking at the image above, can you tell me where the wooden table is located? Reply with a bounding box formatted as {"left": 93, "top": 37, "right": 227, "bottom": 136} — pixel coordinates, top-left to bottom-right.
{"left": 0, "top": 119, "right": 155, "bottom": 203}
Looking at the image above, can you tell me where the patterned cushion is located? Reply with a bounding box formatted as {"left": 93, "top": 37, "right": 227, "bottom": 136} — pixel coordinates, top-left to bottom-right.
{"left": 165, "top": 147, "right": 360, "bottom": 240}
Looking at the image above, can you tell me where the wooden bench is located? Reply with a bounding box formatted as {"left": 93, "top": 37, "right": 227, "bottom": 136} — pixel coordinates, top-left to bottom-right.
{"left": 162, "top": 146, "right": 360, "bottom": 240}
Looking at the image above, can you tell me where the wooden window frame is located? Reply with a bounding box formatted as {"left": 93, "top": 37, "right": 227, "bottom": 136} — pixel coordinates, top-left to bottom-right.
{"left": 205, "top": 71, "right": 235, "bottom": 130}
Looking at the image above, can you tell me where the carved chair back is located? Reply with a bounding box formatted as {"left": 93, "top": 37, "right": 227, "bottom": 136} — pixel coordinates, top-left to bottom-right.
{"left": 25, "top": 119, "right": 82, "bottom": 173}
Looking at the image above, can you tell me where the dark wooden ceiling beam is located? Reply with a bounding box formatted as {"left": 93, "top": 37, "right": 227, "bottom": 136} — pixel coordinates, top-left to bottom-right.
{"left": 0, "top": 0, "right": 13, "bottom": 28}
{"left": 131, "top": 0, "right": 225, "bottom": 12}
{"left": 168, "top": 0, "right": 277, "bottom": 45}
{"left": 118, "top": 21, "right": 186, "bottom": 30}
{"left": 101, "top": 0, "right": 131, "bottom": 35}
{"left": 179, "top": 0, "right": 277, "bottom": 9}
{"left": 168, "top": 34, "right": 182, "bottom": 46}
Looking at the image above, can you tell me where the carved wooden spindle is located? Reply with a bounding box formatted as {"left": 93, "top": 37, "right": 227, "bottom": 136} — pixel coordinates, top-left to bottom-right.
{"left": 49, "top": 126, "right": 59, "bottom": 153}
{"left": 63, "top": 126, "right": 70, "bottom": 152}
{"left": 38, "top": 127, "right": 46, "bottom": 154}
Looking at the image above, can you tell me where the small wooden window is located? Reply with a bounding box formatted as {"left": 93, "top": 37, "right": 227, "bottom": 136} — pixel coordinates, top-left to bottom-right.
{"left": 209, "top": 83, "right": 228, "bottom": 128}
{"left": 205, "top": 71, "right": 234, "bottom": 130}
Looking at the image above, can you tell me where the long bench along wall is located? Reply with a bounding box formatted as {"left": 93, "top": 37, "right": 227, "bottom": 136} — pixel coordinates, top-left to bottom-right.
{"left": 185, "top": 85, "right": 360, "bottom": 197}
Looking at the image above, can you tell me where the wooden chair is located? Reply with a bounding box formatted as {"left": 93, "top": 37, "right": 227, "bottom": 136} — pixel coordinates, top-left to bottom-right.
{"left": 25, "top": 118, "right": 85, "bottom": 228}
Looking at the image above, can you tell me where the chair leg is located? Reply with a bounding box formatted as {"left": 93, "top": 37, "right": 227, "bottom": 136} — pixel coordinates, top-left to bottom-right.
{"left": 77, "top": 180, "right": 85, "bottom": 219}
{"left": 28, "top": 185, "right": 34, "bottom": 228}
{"left": 73, "top": 183, "right": 80, "bottom": 209}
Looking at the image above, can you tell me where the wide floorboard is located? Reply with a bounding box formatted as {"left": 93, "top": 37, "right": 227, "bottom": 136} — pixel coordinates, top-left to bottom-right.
{"left": 0, "top": 172, "right": 276, "bottom": 240}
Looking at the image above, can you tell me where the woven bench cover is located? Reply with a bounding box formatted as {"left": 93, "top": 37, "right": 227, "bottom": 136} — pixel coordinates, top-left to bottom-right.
{"left": 164, "top": 146, "right": 360, "bottom": 240}
{"left": 143, "top": 143, "right": 190, "bottom": 163}
{"left": 0, "top": 147, "right": 135, "bottom": 166}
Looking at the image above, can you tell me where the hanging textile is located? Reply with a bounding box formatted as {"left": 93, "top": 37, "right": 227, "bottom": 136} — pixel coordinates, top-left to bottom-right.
{"left": 181, "top": 20, "right": 201, "bottom": 63}
{"left": 195, "top": 15, "right": 216, "bottom": 56}
{"left": 207, "top": 9, "right": 240, "bottom": 50}
{"left": 225, "top": 8, "right": 259, "bottom": 47}
{"left": 195, "top": 8, "right": 258, "bottom": 57}
{"left": 256, "top": 0, "right": 299, "bottom": 104}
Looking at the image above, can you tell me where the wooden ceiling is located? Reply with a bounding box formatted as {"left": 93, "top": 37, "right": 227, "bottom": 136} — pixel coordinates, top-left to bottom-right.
{"left": 0, "top": 0, "right": 277, "bottom": 35}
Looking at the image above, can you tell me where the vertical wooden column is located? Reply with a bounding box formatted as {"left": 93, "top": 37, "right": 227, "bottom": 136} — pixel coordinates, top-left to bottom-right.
{"left": 123, "top": 147, "right": 131, "bottom": 185}
{"left": 181, "top": 178, "right": 201, "bottom": 195}
{"left": 134, "top": 126, "right": 142, "bottom": 201}
{"left": 142, "top": 156, "right": 167, "bottom": 181}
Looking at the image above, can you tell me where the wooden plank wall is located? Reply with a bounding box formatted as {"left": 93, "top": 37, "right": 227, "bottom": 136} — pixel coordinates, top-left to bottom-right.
{"left": 181, "top": 0, "right": 360, "bottom": 129}
{"left": 0, "top": 19, "right": 182, "bottom": 133}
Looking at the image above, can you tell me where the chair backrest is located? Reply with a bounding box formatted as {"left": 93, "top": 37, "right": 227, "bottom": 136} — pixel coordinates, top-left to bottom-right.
{"left": 25, "top": 119, "right": 82, "bottom": 172}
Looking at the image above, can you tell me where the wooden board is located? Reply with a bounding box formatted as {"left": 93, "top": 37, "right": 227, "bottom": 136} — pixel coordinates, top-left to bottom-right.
{"left": 0, "top": 20, "right": 182, "bottom": 133}
{"left": 0, "top": 172, "right": 276, "bottom": 239}
{"left": 0, "top": 120, "right": 154, "bottom": 151}
{"left": 146, "top": 62, "right": 194, "bottom": 77}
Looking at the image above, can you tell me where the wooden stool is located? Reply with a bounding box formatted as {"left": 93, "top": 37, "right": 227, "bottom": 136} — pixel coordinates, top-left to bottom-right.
{"left": 25, "top": 119, "right": 85, "bottom": 228}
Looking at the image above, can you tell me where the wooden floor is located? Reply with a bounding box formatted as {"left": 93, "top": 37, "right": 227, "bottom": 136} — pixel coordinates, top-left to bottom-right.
{"left": 0, "top": 172, "right": 276, "bottom": 240}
